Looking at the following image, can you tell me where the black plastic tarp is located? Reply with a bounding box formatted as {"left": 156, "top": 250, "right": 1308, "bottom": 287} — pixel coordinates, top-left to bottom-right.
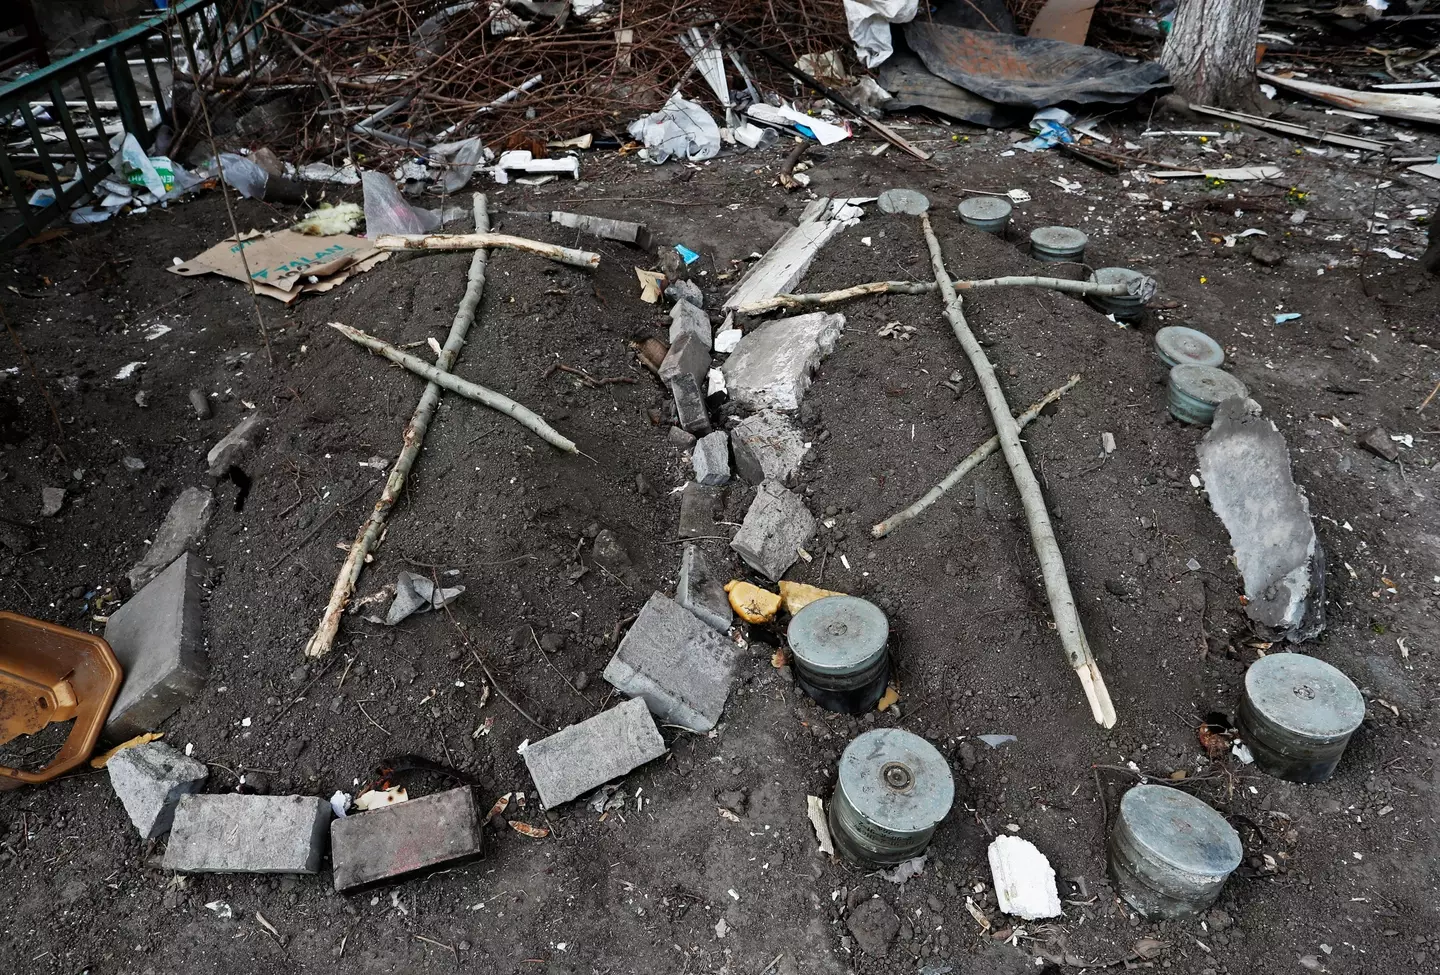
{"left": 903, "top": 21, "right": 1170, "bottom": 108}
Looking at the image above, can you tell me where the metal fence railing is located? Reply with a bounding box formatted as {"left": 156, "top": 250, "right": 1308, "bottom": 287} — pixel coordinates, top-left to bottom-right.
{"left": 0, "top": 0, "right": 264, "bottom": 251}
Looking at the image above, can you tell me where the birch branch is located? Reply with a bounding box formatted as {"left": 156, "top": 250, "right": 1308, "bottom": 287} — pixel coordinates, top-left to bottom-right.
{"left": 736, "top": 274, "right": 1154, "bottom": 316}
{"left": 918, "top": 211, "right": 1117, "bottom": 729}
{"left": 372, "top": 232, "right": 600, "bottom": 269}
{"left": 872, "top": 374, "right": 1081, "bottom": 539}
{"left": 329, "top": 322, "right": 577, "bottom": 454}
{"left": 304, "top": 194, "right": 493, "bottom": 661}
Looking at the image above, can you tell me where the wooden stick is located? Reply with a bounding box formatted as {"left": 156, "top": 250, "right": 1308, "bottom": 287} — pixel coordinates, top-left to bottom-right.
{"left": 372, "top": 232, "right": 600, "bottom": 269}
{"left": 918, "top": 211, "right": 1117, "bottom": 728}
{"left": 872, "top": 375, "right": 1081, "bottom": 539}
{"left": 737, "top": 274, "right": 1150, "bottom": 316}
{"left": 330, "top": 323, "right": 577, "bottom": 454}
{"left": 304, "top": 194, "right": 493, "bottom": 660}
{"left": 1419, "top": 376, "right": 1440, "bottom": 412}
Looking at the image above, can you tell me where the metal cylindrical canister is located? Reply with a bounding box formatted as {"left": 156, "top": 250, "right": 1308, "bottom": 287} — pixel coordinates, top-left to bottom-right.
{"left": 788, "top": 596, "right": 890, "bottom": 714}
{"left": 1030, "top": 226, "right": 1087, "bottom": 263}
{"left": 1086, "top": 267, "right": 1149, "bottom": 322}
{"left": 1155, "top": 326, "right": 1224, "bottom": 369}
{"left": 1167, "top": 364, "right": 1248, "bottom": 425}
{"left": 829, "top": 728, "right": 954, "bottom": 867}
{"left": 1236, "top": 652, "right": 1364, "bottom": 783}
{"left": 957, "top": 196, "right": 1012, "bottom": 234}
{"left": 1108, "top": 784, "right": 1242, "bottom": 919}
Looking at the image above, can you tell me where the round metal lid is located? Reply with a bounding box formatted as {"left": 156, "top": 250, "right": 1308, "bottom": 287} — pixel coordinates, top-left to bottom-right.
{"left": 1245, "top": 653, "right": 1365, "bottom": 740}
{"left": 789, "top": 596, "right": 889, "bottom": 676}
{"left": 1030, "top": 226, "right": 1088, "bottom": 251}
{"left": 878, "top": 188, "right": 931, "bottom": 215}
{"left": 838, "top": 729, "right": 954, "bottom": 834}
{"left": 1169, "top": 364, "right": 1248, "bottom": 406}
{"left": 1118, "top": 784, "right": 1242, "bottom": 876}
{"left": 958, "top": 196, "right": 1012, "bottom": 221}
{"left": 1155, "top": 326, "right": 1224, "bottom": 368}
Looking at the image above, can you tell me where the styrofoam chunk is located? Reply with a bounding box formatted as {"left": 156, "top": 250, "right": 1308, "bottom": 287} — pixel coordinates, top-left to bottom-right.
{"left": 987, "top": 835, "right": 1063, "bottom": 920}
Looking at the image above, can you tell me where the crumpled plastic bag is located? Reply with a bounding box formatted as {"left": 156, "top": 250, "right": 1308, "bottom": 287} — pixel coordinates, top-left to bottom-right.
{"left": 362, "top": 170, "right": 443, "bottom": 235}
{"left": 627, "top": 93, "right": 721, "bottom": 164}
{"left": 115, "top": 132, "right": 169, "bottom": 198}
{"left": 429, "top": 136, "right": 489, "bottom": 193}
{"left": 843, "top": 0, "right": 918, "bottom": 68}
{"left": 384, "top": 570, "right": 465, "bottom": 625}
{"left": 216, "top": 152, "right": 270, "bottom": 199}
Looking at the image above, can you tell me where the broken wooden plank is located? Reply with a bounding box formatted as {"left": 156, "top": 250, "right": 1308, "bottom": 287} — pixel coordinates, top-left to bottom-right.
{"left": 1260, "top": 71, "right": 1440, "bottom": 127}
{"left": 1186, "top": 103, "right": 1390, "bottom": 152}
{"left": 723, "top": 200, "right": 845, "bottom": 312}
{"left": 550, "top": 211, "right": 652, "bottom": 250}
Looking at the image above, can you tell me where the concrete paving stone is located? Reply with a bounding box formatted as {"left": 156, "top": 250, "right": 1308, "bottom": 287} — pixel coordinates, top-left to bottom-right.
{"left": 331, "top": 786, "right": 482, "bottom": 892}
{"left": 731, "top": 481, "right": 815, "bottom": 581}
{"left": 522, "top": 698, "right": 667, "bottom": 807}
{"left": 103, "top": 552, "right": 209, "bottom": 741}
{"left": 162, "top": 794, "right": 332, "bottom": 874}
{"left": 676, "top": 544, "right": 732, "bottom": 633}
{"left": 108, "top": 741, "right": 208, "bottom": 840}
{"left": 721, "top": 312, "right": 844, "bottom": 412}
{"left": 692, "top": 431, "right": 731, "bottom": 486}
{"left": 677, "top": 481, "right": 723, "bottom": 539}
{"left": 731, "top": 411, "right": 809, "bottom": 485}
{"left": 669, "top": 300, "right": 712, "bottom": 349}
{"left": 127, "top": 486, "right": 214, "bottom": 590}
{"left": 603, "top": 592, "right": 738, "bottom": 732}
{"left": 659, "top": 332, "right": 710, "bottom": 390}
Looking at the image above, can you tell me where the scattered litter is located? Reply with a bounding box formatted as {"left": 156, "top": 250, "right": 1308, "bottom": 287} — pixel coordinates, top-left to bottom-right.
{"left": 1273, "top": 313, "right": 1302, "bottom": 324}
{"left": 988, "top": 835, "right": 1063, "bottom": 920}
{"left": 1373, "top": 247, "right": 1412, "bottom": 260}
{"left": 675, "top": 244, "right": 700, "bottom": 265}
{"left": 170, "top": 230, "right": 389, "bottom": 304}
{"left": 1231, "top": 741, "right": 1255, "bottom": 765}
{"left": 354, "top": 786, "right": 408, "bottom": 811}
{"left": 330, "top": 791, "right": 352, "bottom": 818}
{"left": 777, "top": 580, "right": 844, "bottom": 615}
{"left": 1149, "top": 166, "right": 1283, "bottom": 181}
{"left": 977, "top": 734, "right": 1017, "bottom": 749}
{"left": 878, "top": 854, "right": 927, "bottom": 884}
{"left": 629, "top": 93, "right": 722, "bottom": 163}
{"left": 806, "top": 795, "right": 835, "bottom": 855}
{"left": 379, "top": 571, "right": 465, "bottom": 626}
{"left": 636, "top": 268, "right": 666, "bottom": 304}
{"left": 294, "top": 202, "right": 365, "bottom": 237}
{"left": 205, "top": 901, "right": 233, "bottom": 919}
{"left": 114, "top": 361, "right": 145, "bottom": 381}
{"left": 725, "top": 579, "right": 781, "bottom": 624}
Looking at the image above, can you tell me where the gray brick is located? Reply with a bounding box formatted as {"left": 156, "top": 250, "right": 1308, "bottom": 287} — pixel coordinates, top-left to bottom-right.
{"left": 731, "top": 481, "right": 815, "bottom": 581}
{"left": 692, "top": 431, "right": 731, "bottom": 486}
{"left": 206, "top": 412, "right": 267, "bottom": 476}
{"left": 731, "top": 411, "right": 809, "bottom": 485}
{"left": 659, "top": 332, "right": 710, "bottom": 390}
{"left": 721, "top": 312, "right": 845, "bottom": 412}
{"left": 677, "top": 482, "right": 722, "bottom": 539}
{"left": 103, "top": 552, "right": 209, "bottom": 741}
{"left": 108, "top": 741, "right": 208, "bottom": 839}
{"left": 127, "top": 487, "right": 214, "bottom": 591}
{"left": 671, "top": 376, "right": 711, "bottom": 435}
{"left": 676, "top": 544, "right": 732, "bottom": 633}
{"left": 522, "top": 698, "right": 666, "bottom": 808}
{"left": 603, "top": 592, "right": 738, "bottom": 732}
{"left": 669, "top": 300, "right": 712, "bottom": 349}
{"left": 163, "top": 794, "right": 332, "bottom": 874}
{"left": 331, "top": 787, "right": 482, "bottom": 892}
{"left": 665, "top": 279, "right": 704, "bottom": 308}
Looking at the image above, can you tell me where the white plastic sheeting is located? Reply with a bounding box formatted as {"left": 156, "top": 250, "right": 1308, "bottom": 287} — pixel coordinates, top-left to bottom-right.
{"left": 843, "top": 0, "right": 918, "bottom": 68}
{"left": 628, "top": 93, "right": 721, "bottom": 164}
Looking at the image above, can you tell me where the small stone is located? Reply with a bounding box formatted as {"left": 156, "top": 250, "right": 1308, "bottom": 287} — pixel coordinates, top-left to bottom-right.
{"left": 1358, "top": 427, "right": 1399, "bottom": 463}
{"left": 206, "top": 412, "right": 267, "bottom": 476}
{"left": 189, "top": 389, "right": 212, "bottom": 419}
{"left": 847, "top": 898, "right": 899, "bottom": 956}
{"left": 40, "top": 487, "right": 65, "bottom": 517}
{"left": 122, "top": 456, "right": 146, "bottom": 472}
{"left": 671, "top": 377, "right": 711, "bottom": 435}
{"left": 134, "top": 390, "right": 149, "bottom": 408}
{"left": 1250, "top": 241, "right": 1285, "bottom": 267}
{"left": 659, "top": 332, "right": 710, "bottom": 391}
{"left": 692, "top": 431, "right": 731, "bottom": 486}
{"left": 667, "top": 426, "right": 697, "bottom": 449}
{"left": 665, "top": 279, "right": 704, "bottom": 309}
{"left": 288, "top": 666, "right": 310, "bottom": 685}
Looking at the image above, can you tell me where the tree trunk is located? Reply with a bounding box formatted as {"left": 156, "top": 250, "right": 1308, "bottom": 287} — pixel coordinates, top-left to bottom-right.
{"left": 1161, "top": 0, "right": 1265, "bottom": 108}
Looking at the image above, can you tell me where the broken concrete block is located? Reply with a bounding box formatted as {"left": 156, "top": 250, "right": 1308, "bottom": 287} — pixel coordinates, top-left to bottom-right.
{"left": 603, "top": 592, "right": 738, "bottom": 732}
{"left": 1357, "top": 426, "right": 1399, "bottom": 463}
{"left": 666, "top": 279, "right": 704, "bottom": 309}
{"left": 721, "top": 312, "right": 844, "bottom": 412}
{"left": 670, "top": 300, "right": 712, "bottom": 349}
{"left": 692, "top": 431, "right": 731, "bottom": 486}
{"left": 659, "top": 332, "right": 710, "bottom": 390}
{"left": 522, "top": 697, "right": 667, "bottom": 807}
{"left": 108, "top": 741, "right": 208, "bottom": 840}
{"left": 731, "top": 411, "right": 809, "bottom": 485}
{"left": 677, "top": 544, "right": 732, "bottom": 633}
{"left": 206, "top": 412, "right": 266, "bottom": 475}
{"left": 40, "top": 486, "right": 65, "bottom": 517}
{"left": 1197, "top": 398, "right": 1325, "bottom": 641}
{"left": 331, "top": 786, "right": 482, "bottom": 892}
{"left": 103, "top": 552, "right": 209, "bottom": 740}
{"left": 988, "top": 835, "right": 1063, "bottom": 920}
{"left": 163, "top": 794, "right": 332, "bottom": 874}
{"left": 671, "top": 377, "right": 711, "bottom": 434}
{"left": 678, "top": 481, "right": 722, "bottom": 539}
{"left": 127, "top": 486, "right": 214, "bottom": 591}
{"left": 731, "top": 481, "right": 815, "bottom": 581}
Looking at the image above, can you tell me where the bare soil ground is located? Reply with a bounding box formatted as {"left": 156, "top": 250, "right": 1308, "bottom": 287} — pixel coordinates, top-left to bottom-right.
{"left": 1, "top": 110, "right": 1438, "bottom": 975}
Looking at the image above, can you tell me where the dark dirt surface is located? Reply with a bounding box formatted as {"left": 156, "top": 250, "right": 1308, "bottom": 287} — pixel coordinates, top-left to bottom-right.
{"left": 2, "top": 110, "right": 1439, "bottom": 975}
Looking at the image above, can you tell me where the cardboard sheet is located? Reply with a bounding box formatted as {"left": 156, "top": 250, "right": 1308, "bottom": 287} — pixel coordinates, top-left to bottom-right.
{"left": 168, "top": 230, "right": 389, "bottom": 304}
